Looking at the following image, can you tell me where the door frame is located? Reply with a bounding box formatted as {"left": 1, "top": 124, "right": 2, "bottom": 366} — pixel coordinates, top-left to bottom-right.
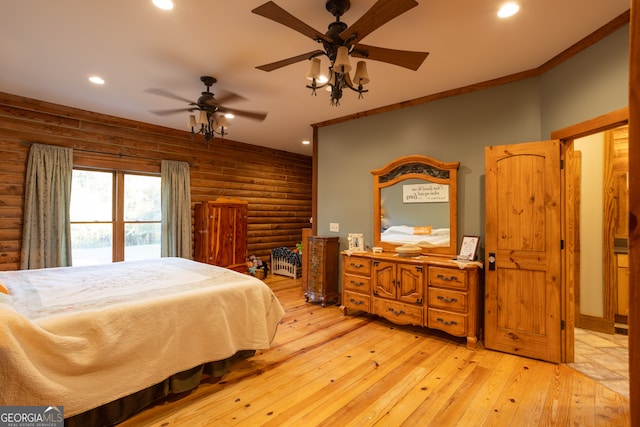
{"left": 550, "top": 107, "right": 629, "bottom": 363}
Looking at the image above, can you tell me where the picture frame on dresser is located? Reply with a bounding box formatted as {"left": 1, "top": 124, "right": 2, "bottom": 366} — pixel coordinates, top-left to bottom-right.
{"left": 348, "top": 233, "right": 365, "bottom": 252}
{"left": 458, "top": 235, "right": 480, "bottom": 261}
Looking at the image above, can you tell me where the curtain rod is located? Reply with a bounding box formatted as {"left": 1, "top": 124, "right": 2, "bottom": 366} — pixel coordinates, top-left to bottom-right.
{"left": 20, "top": 141, "right": 192, "bottom": 166}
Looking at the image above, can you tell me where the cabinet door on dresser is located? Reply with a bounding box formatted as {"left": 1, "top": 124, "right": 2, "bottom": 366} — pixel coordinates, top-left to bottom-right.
{"left": 372, "top": 260, "right": 425, "bottom": 326}
{"left": 372, "top": 260, "right": 424, "bottom": 304}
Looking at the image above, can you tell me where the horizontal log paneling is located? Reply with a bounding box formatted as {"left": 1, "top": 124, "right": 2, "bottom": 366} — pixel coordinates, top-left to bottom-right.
{"left": 0, "top": 91, "right": 311, "bottom": 270}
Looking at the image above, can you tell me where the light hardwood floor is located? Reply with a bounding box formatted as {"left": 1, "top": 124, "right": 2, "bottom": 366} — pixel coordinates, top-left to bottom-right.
{"left": 119, "top": 275, "right": 630, "bottom": 426}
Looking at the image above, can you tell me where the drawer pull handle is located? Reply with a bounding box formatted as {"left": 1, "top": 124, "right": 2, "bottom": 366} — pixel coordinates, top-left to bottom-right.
{"left": 349, "top": 298, "right": 364, "bottom": 305}
{"left": 436, "top": 317, "right": 458, "bottom": 326}
{"left": 436, "top": 274, "right": 460, "bottom": 282}
{"left": 350, "top": 280, "right": 365, "bottom": 287}
{"left": 388, "top": 307, "right": 405, "bottom": 316}
{"left": 437, "top": 295, "right": 458, "bottom": 303}
{"left": 350, "top": 263, "right": 365, "bottom": 269}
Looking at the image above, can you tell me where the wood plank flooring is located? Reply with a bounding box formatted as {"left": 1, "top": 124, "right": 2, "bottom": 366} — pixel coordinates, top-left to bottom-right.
{"left": 119, "top": 275, "right": 630, "bottom": 426}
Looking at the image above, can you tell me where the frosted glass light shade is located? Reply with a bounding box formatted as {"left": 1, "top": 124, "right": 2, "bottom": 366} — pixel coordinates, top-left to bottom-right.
{"left": 353, "top": 61, "right": 370, "bottom": 85}
{"left": 197, "top": 110, "right": 208, "bottom": 125}
{"left": 333, "top": 46, "right": 352, "bottom": 74}
{"left": 305, "top": 57, "right": 321, "bottom": 80}
{"left": 188, "top": 114, "right": 197, "bottom": 129}
{"left": 216, "top": 115, "right": 228, "bottom": 130}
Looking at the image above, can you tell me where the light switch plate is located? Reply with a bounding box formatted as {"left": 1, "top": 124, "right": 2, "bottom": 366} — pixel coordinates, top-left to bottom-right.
{"left": 329, "top": 223, "right": 339, "bottom": 232}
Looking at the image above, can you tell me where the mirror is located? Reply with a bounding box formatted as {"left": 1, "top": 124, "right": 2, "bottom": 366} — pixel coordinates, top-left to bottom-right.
{"left": 372, "top": 155, "right": 459, "bottom": 256}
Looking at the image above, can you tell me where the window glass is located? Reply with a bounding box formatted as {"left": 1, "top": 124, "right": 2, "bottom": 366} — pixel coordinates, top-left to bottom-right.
{"left": 70, "top": 170, "right": 112, "bottom": 221}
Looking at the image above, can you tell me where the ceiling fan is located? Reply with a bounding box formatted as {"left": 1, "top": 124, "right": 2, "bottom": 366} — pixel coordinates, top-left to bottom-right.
{"left": 147, "top": 76, "right": 267, "bottom": 122}
{"left": 252, "top": 0, "right": 429, "bottom": 104}
{"left": 147, "top": 76, "right": 267, "bottom": 142}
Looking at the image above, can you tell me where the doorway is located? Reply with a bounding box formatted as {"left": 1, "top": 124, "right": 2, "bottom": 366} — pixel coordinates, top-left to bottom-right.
{"left": 550, "top": 107, "right": 628, "bottom": 364}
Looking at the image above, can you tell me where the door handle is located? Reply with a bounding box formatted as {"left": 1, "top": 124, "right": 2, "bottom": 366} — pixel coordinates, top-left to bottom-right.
{"left": 488, "top": 252, "right": 496, "bottom": 270}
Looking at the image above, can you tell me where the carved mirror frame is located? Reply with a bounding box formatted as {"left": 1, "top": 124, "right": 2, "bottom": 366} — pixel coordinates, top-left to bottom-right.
{"left": 372, "top": 154, "right": 459, "bottom": 256}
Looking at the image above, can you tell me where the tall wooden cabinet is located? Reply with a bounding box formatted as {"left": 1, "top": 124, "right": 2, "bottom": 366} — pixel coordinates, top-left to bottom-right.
{"left": 305, "top": 236, "right": 339, "bottom": 306}
{"left": 194, "top": 198, "right": 248, "bottom": 273}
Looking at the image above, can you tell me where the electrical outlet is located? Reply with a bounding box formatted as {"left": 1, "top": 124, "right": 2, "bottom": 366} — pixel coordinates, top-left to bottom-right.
{"left": 329, "top": 223, "right": 339, "bottom": 232}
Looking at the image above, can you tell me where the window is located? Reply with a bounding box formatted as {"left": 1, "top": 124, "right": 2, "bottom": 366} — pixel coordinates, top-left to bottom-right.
{"left": 70, "top": 169, "right": 161, "bottom": 266}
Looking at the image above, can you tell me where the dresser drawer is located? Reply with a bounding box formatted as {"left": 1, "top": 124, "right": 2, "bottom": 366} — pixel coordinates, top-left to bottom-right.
{"left": 343, "top": 257, "right": 371, "bottom": 276}
{"left": 343, "top": 273, "right": 371, "bottom": 293}
{"left": 343, "top": 290, "right": 371, "bottom": 312}
{"left": 373, "top": 298, "right": 423, "bottom": 326}
{"left": 427, "top": 308, "right": 467, "bottom": 337}
{"left": 427, "top": 288, "right": 467, "bottom": 312}
{"left": 428, "top": 266, "right": 467, "bottom": 290}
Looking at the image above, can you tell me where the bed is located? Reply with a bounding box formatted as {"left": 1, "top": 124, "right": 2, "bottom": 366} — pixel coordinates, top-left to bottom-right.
{"left": 380, "top": 225, "right": 451, "bottom": 247}
{"left": 0, "top": 257, "right": 285, "bottom": 425}
{"left": 270, "top": 247, "right": 302, "bottom": 278}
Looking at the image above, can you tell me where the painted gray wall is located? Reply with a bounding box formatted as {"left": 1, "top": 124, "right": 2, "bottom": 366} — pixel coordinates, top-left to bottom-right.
{"left": 317, "top": 25, "right": 629, "bottom": 260}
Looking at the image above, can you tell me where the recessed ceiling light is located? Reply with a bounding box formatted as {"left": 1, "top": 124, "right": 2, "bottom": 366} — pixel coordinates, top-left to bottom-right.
{"left": 89, "top": 76, "right": 105, "bottom": 85}
{"left": 498, "top": 2, "right": 520, "bottom": 18}
{"left": 302, "top": 140, "right": 311, "bottom": 145}
{"left": 152, "top": 0, "right": 174, "bottom": 10}
{"left": 224, "top": 113, "right": 235, "bottom": 119}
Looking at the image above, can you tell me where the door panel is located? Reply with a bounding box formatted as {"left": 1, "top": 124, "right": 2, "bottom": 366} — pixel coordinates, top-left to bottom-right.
{"left": 485, "top": 140, "right": 562, "bottom": 363}
{"left": 397, "top": 264, "right": 424, "bottom": 304}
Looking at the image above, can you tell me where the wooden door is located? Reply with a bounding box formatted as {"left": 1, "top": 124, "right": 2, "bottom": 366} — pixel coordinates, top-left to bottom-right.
{"left": 485, "top": 140, "right": 562, "bottom": 363}
{"left": 397, "top": 264, "right": 424, "bottom": 304}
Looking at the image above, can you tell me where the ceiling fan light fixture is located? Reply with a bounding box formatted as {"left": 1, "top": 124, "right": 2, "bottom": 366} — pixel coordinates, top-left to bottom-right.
{"left": 305, "top": 57, "right": 322, "bottom": 81}
{"left": 333, "top": 46, "right": 352, "bottom": 74}
{"left": 188, "top": 114, "right": 197, "bottom": 129}
{"left": 197, "top": 110, "right": 208, "bottom": 126}
{"left": 353, "top": 61, "right": 370, "bottom": 85}
{"left": 216, "top": 115, "right": 229, "bottom": 131}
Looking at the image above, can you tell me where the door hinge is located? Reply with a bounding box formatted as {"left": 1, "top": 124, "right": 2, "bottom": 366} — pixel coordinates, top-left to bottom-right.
{"left": 560, "top": 159, "right": 564, "bottom": 169}
{"left": 560, "top": 239, "right": 565, "bottom": 250}
{"left": 561, "top": 320, "right": 565, "bottom": 330}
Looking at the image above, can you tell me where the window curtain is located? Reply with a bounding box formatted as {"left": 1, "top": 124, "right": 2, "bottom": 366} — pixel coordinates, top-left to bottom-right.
{"left": 20, "top": 143, "right": 73, "bottom": 269}
{"left": 161, "top": 160, "right": 192, "bottom": 258}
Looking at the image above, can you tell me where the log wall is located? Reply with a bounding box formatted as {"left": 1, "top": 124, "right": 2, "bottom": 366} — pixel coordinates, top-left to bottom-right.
{"left": 0, "top": 91, "right": 312, "bottom": 271}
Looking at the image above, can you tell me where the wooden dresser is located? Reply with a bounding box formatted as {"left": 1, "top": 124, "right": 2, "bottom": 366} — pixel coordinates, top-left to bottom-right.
{"left": 342, "top": 251, "right": 482, "bottom": 349}
{"left": 194, "top": 198, "right": 248, "bottom": 273}
{"left": 305, "top": 236, "right": 339, "bottom": 306}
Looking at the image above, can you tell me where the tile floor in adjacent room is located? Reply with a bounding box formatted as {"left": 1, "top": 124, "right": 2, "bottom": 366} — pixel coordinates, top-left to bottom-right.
{"left": 568, "top": 327, "right": 629, "bottom": 399}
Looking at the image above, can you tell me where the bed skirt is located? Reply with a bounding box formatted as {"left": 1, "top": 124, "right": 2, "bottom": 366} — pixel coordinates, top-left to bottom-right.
{"left": 65, "top": 349, "right": 255, "bottom": 427}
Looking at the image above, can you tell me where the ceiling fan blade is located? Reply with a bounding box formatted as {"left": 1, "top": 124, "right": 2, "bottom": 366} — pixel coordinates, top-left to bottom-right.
{"left": 212, "top": 91, "right": 247, "bottom": 106}
{"left": 340, "top": 0, "right": 419, "bottom": 45}
{"left": 352, "top": 43, "right": 429, "bottom": 71}
{"left": 149, "top": 107, "right": 196, "bottom": 116}
{"left": 252, "top": 1, "right": 332, "bottom": 44}
{"left": 217, "top": 106, "right": 267, "bottom": 122}
{"left": 145, "top": 88, "right": 195, "bottom": 105}
{"left": 256, "top": 50, "right": 325, "bottom": 72}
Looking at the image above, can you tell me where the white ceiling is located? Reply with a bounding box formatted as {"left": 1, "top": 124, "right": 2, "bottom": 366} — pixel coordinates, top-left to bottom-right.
{"left": 0, "top": 0, "right": 630, "bottom": 155}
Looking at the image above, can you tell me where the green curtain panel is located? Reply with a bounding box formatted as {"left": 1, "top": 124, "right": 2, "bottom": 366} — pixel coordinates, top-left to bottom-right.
{"left": 161, "top": 160, "right": 192, "bottom": 258}
{"left": 20, "top": 143, "right": 73, "bottom": 269}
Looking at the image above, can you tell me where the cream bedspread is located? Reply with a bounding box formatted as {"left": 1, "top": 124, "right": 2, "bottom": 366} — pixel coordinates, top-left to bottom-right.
{"left": 0, "top": 257, "right": 285, "bottom": 416}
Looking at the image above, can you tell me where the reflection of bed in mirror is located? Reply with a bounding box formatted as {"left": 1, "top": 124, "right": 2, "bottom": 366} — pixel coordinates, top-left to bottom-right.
{"left": 380, "top": 225, "right": 450, "bottom": 247}
{"left": 372, "top": 155, "right": 459, "bottom": 256}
